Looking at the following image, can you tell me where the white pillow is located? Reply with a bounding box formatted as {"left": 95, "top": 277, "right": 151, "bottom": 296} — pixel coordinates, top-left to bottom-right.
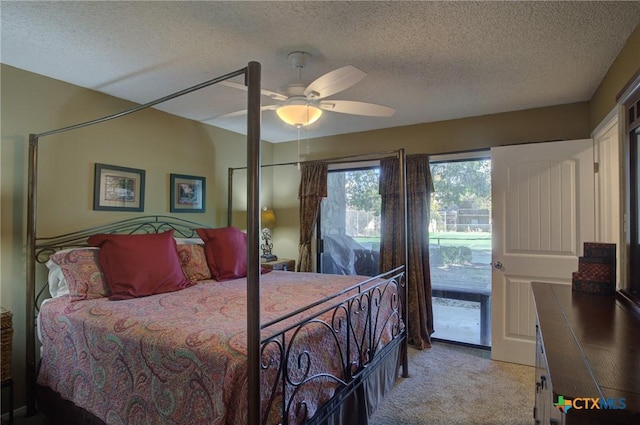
{"left": 174, "top": 237, "right": 204, "bottom": 245}
{"left": 46, "top": 258, "right": 69, "bottom": 298}
{"left": 45, "top": 247, "right": 99, "bottom": 298}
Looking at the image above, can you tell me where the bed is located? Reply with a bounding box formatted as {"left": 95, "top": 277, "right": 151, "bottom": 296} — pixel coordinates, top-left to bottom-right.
{"left": 25, "top": 63, "right": 408, "bottom": 425}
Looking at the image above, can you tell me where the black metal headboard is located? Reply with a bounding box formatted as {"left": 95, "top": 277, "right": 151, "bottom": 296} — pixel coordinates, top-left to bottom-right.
{"left": 33, "top": 215, "right": 211, "bottom": 308}
{"left": 34, "top": 215, "right": 210, "bottom": 264}
{"left": 33, "top": 214, "right": 211, "bottom": 308}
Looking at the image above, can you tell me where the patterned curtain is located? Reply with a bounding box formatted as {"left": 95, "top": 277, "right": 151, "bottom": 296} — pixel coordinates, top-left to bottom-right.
{"left": 297, "top": 162, "right": 328, "bottom": 272}
{"left": 406, "top": 154, "right": 434, "bottom": 349}
{"left": 379, "top": 154, "right": 434, "bottom": 349}
{"left": 379, "top": 157, "right": 404, "bottom": 272}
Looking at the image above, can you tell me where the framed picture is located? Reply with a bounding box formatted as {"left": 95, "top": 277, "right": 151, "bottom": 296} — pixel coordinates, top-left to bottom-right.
{"left": 93, "top": 163, "right": 145, "bottom": 212}
{"left": 170, "top": 173, "right": 205, "bottom": 212}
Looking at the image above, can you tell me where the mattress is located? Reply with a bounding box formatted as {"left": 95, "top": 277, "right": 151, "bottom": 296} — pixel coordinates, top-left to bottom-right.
{"left": 37, "top": 271, "right": 399, "bottom": 425}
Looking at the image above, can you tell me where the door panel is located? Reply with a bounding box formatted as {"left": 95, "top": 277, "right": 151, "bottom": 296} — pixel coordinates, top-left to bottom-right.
{"left": 491, "top": 139, "right": 594, "bottom": 365}
{"left": 504, "top": 277, "right": 535, "bottom": 338}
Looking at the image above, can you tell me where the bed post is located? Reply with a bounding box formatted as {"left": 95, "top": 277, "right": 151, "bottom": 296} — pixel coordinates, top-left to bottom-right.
{"left": 23, "top": 65, "right": 254, "bottom": 420}
{"left": 246, "top": 61, "right": 262, "bottom": 425}
{"left": 26, "top": 134, "right": 38, "bottom": 415}
{"left": 399, "top": 148, "right": 409, "bottom": 378}
{"left": 228, "top": 167, "right": 234, "bottom": 227}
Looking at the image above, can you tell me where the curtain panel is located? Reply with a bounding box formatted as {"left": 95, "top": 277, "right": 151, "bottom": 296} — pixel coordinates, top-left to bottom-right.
{"left": 406, "top": 154, "right": 434, "bottom": 349}
{"left": 379, "top": 154, "right": 434, "bottom": 349}
{"left": 297, "top": 162, "right": 328, "bottom": 272}
{"left": 379, "top": 157, "right": 404, "bottom": 272}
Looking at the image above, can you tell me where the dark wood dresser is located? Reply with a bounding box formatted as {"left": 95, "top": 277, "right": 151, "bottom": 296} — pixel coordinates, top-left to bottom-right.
{"left": 532, "top": 282, "right": 640, "bottom": 424}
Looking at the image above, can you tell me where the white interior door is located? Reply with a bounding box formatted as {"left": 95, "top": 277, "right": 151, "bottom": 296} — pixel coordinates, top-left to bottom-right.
{"left": 491, "top": 139, "right": 595, "bottom": 365}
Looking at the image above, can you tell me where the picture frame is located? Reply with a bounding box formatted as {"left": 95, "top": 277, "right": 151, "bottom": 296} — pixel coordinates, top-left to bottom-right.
{"left": 170, "top": 173, "right": 205, "bottom": 213}
{"left": 93, "top": 163, "right": 145, "bottom": 212}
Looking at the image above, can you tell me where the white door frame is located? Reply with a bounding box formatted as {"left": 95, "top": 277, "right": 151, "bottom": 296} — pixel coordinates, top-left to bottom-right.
{"left": 592, "top": 109, "right": 622, "bottom": 289}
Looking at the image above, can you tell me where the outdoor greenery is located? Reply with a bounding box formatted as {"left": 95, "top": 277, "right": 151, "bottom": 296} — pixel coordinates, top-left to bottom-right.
{"left": 430, "top": 159, "right": 491, "bottom": 210}
{"left": 343, "top": 160, "right": 492, "bottom": 230}
{"left": 430, "top": 245, "right": 473, "bottom": 266}
{"left": 339, "top": 160, "right": 492, "bottom": 254}
{"left": 345, "top": 168, "right": 381, "bottom": 217}
{"left": 429, "top": 232, "right": 491, "bottom": 250}
{"left": 355, "top": 232, "right": 491, "bottom": 249}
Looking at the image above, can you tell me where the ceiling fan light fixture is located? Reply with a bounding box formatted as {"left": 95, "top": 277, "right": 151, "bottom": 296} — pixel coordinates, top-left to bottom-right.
{"left": 276, "top": 104, "right": 322, "bottom": 127}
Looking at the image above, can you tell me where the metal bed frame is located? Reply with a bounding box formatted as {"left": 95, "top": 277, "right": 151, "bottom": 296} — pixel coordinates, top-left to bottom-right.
{"left": 260, "top": 266, "right": 406, "bottom": 424}
{"left": 25, "top": 62, "right": 408, "bottom": 424}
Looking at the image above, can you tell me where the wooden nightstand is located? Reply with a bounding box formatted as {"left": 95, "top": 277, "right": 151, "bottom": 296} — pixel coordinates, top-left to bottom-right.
{"left": 261, "top": 258, "right": 295, "bottom": 271}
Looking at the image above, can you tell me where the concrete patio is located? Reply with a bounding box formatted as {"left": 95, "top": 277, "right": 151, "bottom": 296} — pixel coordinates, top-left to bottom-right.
{"left": 432, "top": 297, "right": 488, "bottom": 346}
{"left": 430, "top": 247, "right": 492, "bottom": 347}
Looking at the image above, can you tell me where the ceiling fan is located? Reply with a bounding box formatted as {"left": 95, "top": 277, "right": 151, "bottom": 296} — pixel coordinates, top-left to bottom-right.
{"left": 216, "top": 51, "right": 395, "bottom": 127}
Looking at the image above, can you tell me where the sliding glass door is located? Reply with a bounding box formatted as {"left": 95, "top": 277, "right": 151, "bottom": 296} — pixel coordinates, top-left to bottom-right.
{"left": 429, "top": 154, "right": 492, "bottom": 347}
{"left": 317, "top": 156, "right": 493, "bottom": 348}
{"left": 318, "top": 166, "right": 381, "bottom": 276}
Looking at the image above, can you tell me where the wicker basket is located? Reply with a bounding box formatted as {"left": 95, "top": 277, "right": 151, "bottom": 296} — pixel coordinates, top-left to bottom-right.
{"left": 1, "top": 307, "right": 13, "bottom": 381}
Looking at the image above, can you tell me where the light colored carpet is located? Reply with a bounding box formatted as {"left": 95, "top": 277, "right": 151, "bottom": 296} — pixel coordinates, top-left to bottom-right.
{"left": 369, "top": 342, "right": 535, "bottom": 425}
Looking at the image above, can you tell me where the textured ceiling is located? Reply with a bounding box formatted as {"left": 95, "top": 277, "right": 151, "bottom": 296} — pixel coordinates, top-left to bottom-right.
{"left": 2, "top": 1, "right": 639, "bottom": 143}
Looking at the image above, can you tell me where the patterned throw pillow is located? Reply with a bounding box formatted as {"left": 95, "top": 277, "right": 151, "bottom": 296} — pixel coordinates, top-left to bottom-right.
{"left": 176, "top": 244, "right": 211, "bottom": 282}
{"left": 48, "top": 248, "right": 111, "bottom": 301}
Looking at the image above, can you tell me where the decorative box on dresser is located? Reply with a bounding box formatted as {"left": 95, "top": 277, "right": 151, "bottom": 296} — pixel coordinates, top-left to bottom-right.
{"left": 261, "top": 258, "right": 295, "bottom": 271}
{"left": 532, "top": 282, "right": 640, "bottom": 425}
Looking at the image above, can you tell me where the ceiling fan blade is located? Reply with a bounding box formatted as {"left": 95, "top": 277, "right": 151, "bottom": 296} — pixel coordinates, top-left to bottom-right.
{"left": 219, "top": 80, "right": 288, "bottom": 102}
{"left": 318, "top": 100, "right": 395, "bottom": 117}
{"left": 303, "top": 65, "right": 366, "bottom": 100}
{"left": 208, "top": 104, "right": 278, "bottom": 120}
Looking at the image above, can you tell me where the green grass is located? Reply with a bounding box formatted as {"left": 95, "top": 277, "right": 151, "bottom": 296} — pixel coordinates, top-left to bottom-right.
{"left": 354, "top": 231, "right": 491, "bottom": 250}
{"left": 353, "top": 237, "right": 380, "bottom": 244}
{"left": 430, "top": 232, "right": 491, "bottom": 250}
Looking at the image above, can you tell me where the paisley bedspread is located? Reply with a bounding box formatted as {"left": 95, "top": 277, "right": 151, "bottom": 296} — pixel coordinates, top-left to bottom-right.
{"left": 37, "top": 271, "right": 400, "bottom": 425}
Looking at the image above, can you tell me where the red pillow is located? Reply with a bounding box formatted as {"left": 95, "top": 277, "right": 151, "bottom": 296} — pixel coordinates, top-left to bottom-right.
{"left": 196, "top": 227, "right": 248, "bottom": 281}
{"left": 87, "top": 230, "right": 193, "bottom": 300}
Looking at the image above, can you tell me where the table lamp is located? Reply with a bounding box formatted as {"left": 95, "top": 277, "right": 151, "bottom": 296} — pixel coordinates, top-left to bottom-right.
{"left": 260, "top": 207, "right": 277, "bottom": 262}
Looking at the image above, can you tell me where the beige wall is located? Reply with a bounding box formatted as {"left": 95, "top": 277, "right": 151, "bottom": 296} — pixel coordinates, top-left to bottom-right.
{"left": 590, "top": 24, "right": 640, "bottom": 129}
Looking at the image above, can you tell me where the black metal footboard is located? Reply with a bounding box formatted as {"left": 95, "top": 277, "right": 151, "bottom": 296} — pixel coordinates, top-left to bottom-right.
{"left": 260, "top": 267, "right": 407, "bottom": 425}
